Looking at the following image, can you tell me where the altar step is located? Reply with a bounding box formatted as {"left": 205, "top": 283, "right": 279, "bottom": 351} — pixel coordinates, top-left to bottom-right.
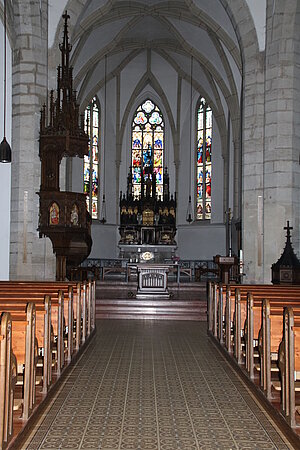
{"left": 96, "top": 281, "right": 206, "bottom": 295}
{"left": 95, "top": 299, "right": 207, "bottom": 321}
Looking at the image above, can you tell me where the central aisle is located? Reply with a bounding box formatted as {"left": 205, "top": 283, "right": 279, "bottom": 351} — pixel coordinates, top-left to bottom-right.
{"left": 24, "top": 321, "right": 291, "bottom": 449}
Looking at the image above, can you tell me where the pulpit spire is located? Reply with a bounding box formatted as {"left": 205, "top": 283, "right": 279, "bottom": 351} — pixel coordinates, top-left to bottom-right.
{"left": 60, "top": 11, "right": 72, "bottom": 70}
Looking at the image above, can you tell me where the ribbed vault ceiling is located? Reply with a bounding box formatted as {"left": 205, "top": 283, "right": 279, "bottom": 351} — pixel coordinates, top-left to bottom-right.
{"left": 61, "top": 0, "right": 242, "bottom": 121}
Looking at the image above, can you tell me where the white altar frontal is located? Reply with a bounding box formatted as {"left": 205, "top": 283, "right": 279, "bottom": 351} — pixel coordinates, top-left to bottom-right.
{"left": 135, "top": 264, "right": 170, "bottom": 298}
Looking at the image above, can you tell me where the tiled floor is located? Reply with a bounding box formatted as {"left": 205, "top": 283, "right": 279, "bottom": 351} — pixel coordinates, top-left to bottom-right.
{"left": 24, "top": 320, "right": 293, "bottom": 449}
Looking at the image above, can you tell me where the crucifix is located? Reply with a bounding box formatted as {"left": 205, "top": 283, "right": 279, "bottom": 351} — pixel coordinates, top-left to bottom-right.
{"left": 284, "top": 220, "right": 292, "bottom": 240}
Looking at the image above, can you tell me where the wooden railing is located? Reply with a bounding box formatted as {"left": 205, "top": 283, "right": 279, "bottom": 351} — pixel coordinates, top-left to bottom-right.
{"left": 80, "top": 258, "right": 219, "bottom": 282}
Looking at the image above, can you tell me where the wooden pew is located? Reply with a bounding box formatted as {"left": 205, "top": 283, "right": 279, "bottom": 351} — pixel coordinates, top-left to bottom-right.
{"left": 0, "top": 298, "right": 52, "bottom": 396}
{"left": 208, "top": 281, "right": 300, "bottom": 429}
{"left": 258, "top": 301, "right": 300, "bottom": 391}
{"left": 0, "top": 280, "right": 96, "bottom": 449}
{"left": 236, "top": 291, "right": 300, "bottom": 376}
{"left": 278, "top": 307, "right": 300, "bottom": 427}
{"left": 0, "top": 280, "right": 96, "bottom": 347}
{"left": 0, "top": 313, "right": 17, "bottom": 450}
{"left": 245, "top": 299, "right": 300, "bottom": 428}
{"left": 0, "top": 285, "right": 74, "bottom": 359}
{"left": 0, "top": 280, "right": 96, "bottom": 384}
{"left": 208, "top": 281, "right": 300, "bottom": 340}
{"left": 0, "top": 304, "right": 37, "bottom": 422}
{"left": 208, "top": 282, "right": 300, "bottom": 359}
{"left": 0, "top": 292, "right": 65, "bottom": 379}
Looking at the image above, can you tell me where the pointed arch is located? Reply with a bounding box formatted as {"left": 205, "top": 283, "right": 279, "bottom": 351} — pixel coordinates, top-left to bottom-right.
{"left": 118, "top": 70, "right": 177, "bottom": 165}
{"left": 131, "top": 99, "right": 165, "bottom": 199}
{"left": 84, "top": 96, "right": 100, "bottom": 219}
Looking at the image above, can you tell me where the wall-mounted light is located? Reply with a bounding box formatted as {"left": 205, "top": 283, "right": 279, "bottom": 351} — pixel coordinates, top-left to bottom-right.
{"left": 186, "top": 55, "right": 193, "bottom": 223}
{"left": 186, "top": 195, "right": 193, "bottom": 223}
{"left": 100, "top": 54, "right": 107, "bottom": 224}
{"left": 0, "top": 0, "right": 12, "bottom": 163}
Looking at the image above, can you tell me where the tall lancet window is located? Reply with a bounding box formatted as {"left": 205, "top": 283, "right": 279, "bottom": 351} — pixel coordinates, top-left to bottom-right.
{"left": 131, "top": 99, "right": 164, "bottom": 199}
{"left": 84, "top": 97, "right": 100, "bottom": 219}
{"left": 196, "top": 97, "right": 212, "bottom": 220}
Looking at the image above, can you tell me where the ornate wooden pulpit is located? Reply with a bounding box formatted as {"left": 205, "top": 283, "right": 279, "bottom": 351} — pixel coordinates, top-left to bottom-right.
{"left": 38, "top": 12, "right": 92, "bottom": 280}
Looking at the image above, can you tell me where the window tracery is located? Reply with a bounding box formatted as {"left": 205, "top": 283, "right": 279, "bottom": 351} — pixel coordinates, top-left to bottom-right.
{"left": 196, "top": 97, "right": 212, "bottom": 220}
{"left": 84, "top": 97, "right": 99, "bottom": 219}
{"left": 131, "top": 99, "right": 164, "bottom": 199}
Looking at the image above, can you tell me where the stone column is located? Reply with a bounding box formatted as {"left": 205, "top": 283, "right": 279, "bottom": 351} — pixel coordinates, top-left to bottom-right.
{"left": 262, "top": 0, "right": 300, "bottom": 282}
{"left": 10, "top": 0, "right": 55, "bottom": 280}
{"left": 242, "top": 0, "right": 300, "bottom": 282}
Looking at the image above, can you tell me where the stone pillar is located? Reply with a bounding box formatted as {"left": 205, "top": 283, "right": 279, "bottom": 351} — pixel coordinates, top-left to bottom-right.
{"left": 262, "top": 0, "right": 300, "bottom": 282}
{"left": 10, "top": 0, "right": 55, "bottom": 280}
{"left": 242, "top": 0, "right": 300, "bottom": 283}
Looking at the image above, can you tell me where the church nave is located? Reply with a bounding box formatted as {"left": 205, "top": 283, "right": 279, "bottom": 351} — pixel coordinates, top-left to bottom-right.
{"left": 19, "top": 320, "right": 292, "bottom": 450}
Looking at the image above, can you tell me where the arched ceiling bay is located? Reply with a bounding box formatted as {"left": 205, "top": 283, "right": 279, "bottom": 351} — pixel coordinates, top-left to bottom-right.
{"left": 66, "top": 0, "right": 242, "bottom": 121}
{"left": 46, "top": 0, "right": 256, "bottom": 152}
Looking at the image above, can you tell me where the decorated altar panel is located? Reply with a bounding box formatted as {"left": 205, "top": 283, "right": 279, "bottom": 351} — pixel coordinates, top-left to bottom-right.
{"left": 119, "top": 118, "right": 177, "bottom": 262}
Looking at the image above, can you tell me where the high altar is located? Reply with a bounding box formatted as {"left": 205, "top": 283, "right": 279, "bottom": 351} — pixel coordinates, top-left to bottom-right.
{"left": 118, "top": 153, "right": 177, "bottom": 263}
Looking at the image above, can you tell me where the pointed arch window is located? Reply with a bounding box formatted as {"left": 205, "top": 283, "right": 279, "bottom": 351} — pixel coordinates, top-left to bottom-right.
{"left": 84, "top": 97, "right": 100, "bottom": 219}
{"left": 131, "top": 99, "right": 164, "bottom": 199}
{"left": 196, "top": 97, "right": 212, "bottom": 220}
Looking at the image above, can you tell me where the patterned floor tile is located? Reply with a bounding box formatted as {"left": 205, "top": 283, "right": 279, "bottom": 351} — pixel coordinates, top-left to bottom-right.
{"left": 23, "top": 320, "right": 295, "bottom": 449}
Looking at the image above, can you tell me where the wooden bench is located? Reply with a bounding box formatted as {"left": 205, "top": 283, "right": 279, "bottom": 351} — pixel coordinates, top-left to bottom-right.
{"left": 208, "top": 281, "right": 300, "bottom": 429}
{"left": 0, "top": 280, "right": 96, "bottom": 449}
{"left": 0, "top": 290, "right": 70, "bottom": 377}
{"left": 0, "top": 304, "right": 36, "bottom": 437}
{"left": 0, "top": 280, "right": 96, "bottom": 352}
{"left": 0, "top": 294, "right": 60, "bottom": 391}
{"left": 0, "top": 312, "right": 17, "bottom": 449}
{"left": 278, "top": 307, "right": 300, "bottom": 427}
{"left": 208, "top": 282, "right": 300, "bottom": 347}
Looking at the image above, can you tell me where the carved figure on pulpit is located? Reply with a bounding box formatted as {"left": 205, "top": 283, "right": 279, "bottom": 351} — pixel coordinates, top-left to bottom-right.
{"left": 49, "top": 202, "right": 59, "bottom": 225}
{"left": 70, "top": 204, "right": 79, "bottom": 226}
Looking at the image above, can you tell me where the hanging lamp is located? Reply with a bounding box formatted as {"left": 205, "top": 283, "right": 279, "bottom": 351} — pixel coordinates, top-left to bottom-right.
{"left": 100, "top": 54, "right": 107, "bottom": 224}
{"left": 0, "top": 0, "right": 12, "bottom": 163}
{"left": 186, "top": 55, "right": 193, "bottom": 223}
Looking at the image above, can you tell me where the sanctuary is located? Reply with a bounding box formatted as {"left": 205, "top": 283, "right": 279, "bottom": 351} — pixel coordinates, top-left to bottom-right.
{"left": 118, "top": 100, "right": 177, "bottom": 263}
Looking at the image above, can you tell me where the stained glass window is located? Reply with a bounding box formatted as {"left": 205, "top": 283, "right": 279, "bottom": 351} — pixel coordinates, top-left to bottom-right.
{"left": 84, "top": 97, "right": 99, "bottom": 219}
{"left": 131, "top": 99, "right": 164, "bottom": 199}
{"left": 196, "top": 97, "right": 212, "bottom": 220}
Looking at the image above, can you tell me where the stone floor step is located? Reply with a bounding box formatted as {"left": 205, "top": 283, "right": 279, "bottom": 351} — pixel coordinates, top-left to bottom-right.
{"left": 95, "top": 298, "right": 207, "bottom": 321}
